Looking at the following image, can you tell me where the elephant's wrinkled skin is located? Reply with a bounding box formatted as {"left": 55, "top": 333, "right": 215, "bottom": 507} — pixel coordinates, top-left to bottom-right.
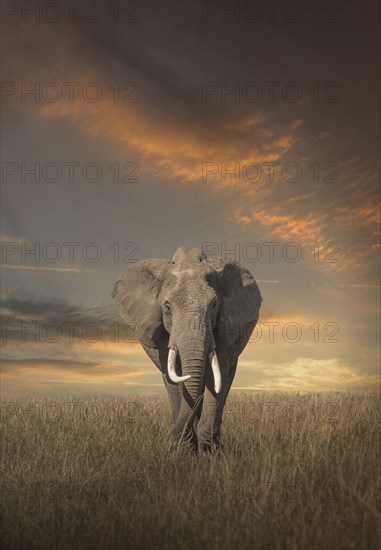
{"left": 112, "top": 247, "right": 262, "bottom": 451}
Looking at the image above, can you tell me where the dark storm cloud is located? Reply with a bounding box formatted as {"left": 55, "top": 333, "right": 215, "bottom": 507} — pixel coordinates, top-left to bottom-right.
{"left": 0, "top": 285, "right": 136, "bottom": 344}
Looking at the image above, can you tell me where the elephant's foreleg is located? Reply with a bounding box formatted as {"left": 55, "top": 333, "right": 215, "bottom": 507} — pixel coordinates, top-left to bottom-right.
{"left": 162, "top": 374, "right": 182, "bottom": 425}
{"left": 163, "top": 375, "right": 198, "bottom": 450}
{"left": 141, "top": 344, "right": 183, "bottom": 428}
{"left": 197, "top": 364, "right": 226, "bottom": 451}
{"left": 197, "top": 358, "right": 238, "bottom": 451}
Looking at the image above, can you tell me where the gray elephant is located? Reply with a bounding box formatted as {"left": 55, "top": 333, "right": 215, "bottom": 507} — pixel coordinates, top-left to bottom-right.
{"left": 112, "top": 246, "right": 262, "bottom": 452}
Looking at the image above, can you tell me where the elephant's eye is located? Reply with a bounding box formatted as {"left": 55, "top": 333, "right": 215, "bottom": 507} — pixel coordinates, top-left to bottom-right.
{"left": 164, "top": 301, "right": 171, "bottom": 313}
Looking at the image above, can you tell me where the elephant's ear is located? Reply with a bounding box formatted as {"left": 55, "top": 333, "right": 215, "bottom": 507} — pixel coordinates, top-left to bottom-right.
{"left": 112, "top": 259, "right": 169, "bottom": 349}
{"left": 210, "top": 259, "right": 262, "bottom": 350}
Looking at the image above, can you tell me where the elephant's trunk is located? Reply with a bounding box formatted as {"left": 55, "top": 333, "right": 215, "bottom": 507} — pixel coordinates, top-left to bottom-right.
{"left": 170, "top": 349, "right": 206, "bottom": 442}
{"left": 167, "top": 348, "right": 222, "bottom": 393}
{"left": 169, "top": 321, "right": 209, "bottom": 444}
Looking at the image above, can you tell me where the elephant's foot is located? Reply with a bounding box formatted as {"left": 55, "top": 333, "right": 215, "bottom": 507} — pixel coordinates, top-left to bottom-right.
{"left": 197, "top": 432, "right": 222, "bottom": 454}
{"left": 167, "top": 426, "right": 198, "bottom": 453}
{"left": 197, "top": 421, "right": 222, "bottom": 452}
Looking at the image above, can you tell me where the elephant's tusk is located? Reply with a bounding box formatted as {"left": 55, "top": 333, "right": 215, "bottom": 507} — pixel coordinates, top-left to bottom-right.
{"left": 209, "top": 352, "right": 222, "bottom": 394}
{"left": 167, "top": 349, "right": 191, "bottom": 384}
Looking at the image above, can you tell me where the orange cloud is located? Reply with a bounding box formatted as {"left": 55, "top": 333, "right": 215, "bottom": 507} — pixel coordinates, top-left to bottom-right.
{"left": 36, "top": 97, "right": 298, "bottom": 185}
{"left": 5, "top": 21, "right": 379, "bottom": 279}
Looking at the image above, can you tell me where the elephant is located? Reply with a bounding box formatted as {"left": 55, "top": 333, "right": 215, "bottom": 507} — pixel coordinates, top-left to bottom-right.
{"left": 112, "top": 246, "right": 262, "bottom": 452}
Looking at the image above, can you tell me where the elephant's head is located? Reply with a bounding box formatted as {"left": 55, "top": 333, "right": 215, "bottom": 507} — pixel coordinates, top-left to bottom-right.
{"left": 112, "top": 246, "right": 261, "bottom": 443}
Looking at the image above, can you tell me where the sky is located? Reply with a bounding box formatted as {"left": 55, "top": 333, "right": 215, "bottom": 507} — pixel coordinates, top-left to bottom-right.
{"left": 1, "top": 0, "right": 380, "bottom": 398}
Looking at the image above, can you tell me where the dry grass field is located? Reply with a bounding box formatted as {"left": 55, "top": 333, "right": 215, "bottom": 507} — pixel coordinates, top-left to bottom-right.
{"left": 1, "top": 392, "right": 380, "bottom": 550}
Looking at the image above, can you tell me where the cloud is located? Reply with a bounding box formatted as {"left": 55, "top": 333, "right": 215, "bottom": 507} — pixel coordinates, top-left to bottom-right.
{"left": 0, "top": 285, "right": 129, "bottom": 342}
{"left": 4, "top": 13, "right": 379, "bottom": 279}
{"left": 0, "top": 357, "right": 145, "bottom": 378}
{"left": 32, "top": 92, "right": 378, "bottom": 277}
{"left": 2, "top": 264, "right": 86, "bottom": 273}
{"left": 235, "top": 357, "right": 380, "bottom": 391}
{"left": 0, "top": 234, "right": 30, "bottom": 244}
{"left": 0, "top": 235, "right": 98, "bottom": 273}
{"left": 1, "top": 7, "right": 379, "bottom": 399}
{"left": 36, "top": 98, "right": 298, "bottom": 185}
{"left": 0, "top": 358, "right": 162, "bottom": 399}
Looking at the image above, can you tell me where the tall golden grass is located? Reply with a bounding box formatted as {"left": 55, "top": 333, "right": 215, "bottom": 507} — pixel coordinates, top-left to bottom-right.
{"left": 1, "top": 392, "right": 380, "bottom": 549}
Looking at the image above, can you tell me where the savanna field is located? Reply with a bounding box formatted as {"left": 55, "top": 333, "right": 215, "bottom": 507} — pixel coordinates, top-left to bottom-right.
{"left": 1, "top": 392, "right": 380, "bottom": 550}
